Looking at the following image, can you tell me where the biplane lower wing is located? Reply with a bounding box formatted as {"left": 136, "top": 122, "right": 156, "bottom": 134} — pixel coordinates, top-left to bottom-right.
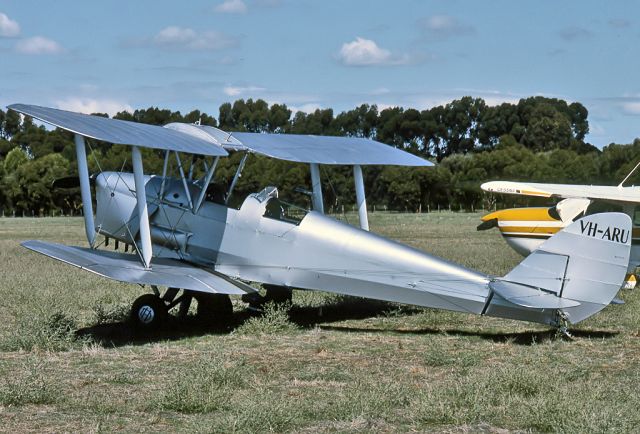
{"left": 22, "top": 240, "right": 249, "bottom": 295}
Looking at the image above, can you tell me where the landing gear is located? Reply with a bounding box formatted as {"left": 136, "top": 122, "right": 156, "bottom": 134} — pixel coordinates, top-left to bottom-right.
{"left": 131, "top": 294, "right": 168, "bottom": 329}
{"left": 130, "top": 287, "right": 234, "bottom": 329}
{"left": 194, "top": 292, "right": 233, "bottom": 322}
{"left": 241, "top": 284, "right": 292, "bottom": 312}
{"left": 555, "top": 310, "right": 573, "bottom": 340}
{"left": 264, "top": 284, "right": 293, "bottom": 304}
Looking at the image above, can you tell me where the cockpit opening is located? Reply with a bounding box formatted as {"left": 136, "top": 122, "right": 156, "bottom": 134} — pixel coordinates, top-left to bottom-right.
{"left": 254, "top": 186, "right": 308, "bottom": 225}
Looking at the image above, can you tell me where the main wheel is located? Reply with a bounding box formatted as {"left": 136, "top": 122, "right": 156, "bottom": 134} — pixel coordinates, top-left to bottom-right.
{"left": 194, "top": 292, "right": 233, "bottom": 322}
{"left": 131, "top": 294, "right": 168, "bottom": 329}
{"left": 263, "top": 284, "right": 293, "bottom": 304}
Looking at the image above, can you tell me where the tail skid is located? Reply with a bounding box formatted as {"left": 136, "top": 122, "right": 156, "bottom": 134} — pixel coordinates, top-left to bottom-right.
{"left": 485, "top": 212, "right": 631, "bottom": 325}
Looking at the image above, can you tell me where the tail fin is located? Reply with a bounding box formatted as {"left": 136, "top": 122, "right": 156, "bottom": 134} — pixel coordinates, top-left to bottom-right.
{"left": 490, "top": 212, "right": 631, "bottom": 324}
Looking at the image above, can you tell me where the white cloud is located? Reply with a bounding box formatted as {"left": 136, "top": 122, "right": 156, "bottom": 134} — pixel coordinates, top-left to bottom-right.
{"left": 215, "top": 0, "right": 248, "bottom": 14}
{"left": 370, "top": 87, "right": 391, "bottom": 95}
{"left": 155, "top": 26, "right": 196, "bottom": 45}
{"left": 153, "top": 26, "right": 238, "bottom": 51}
{"left": 56, "top": 98, "right": 133, "bottom": 117}
{"left": 622, "top": 102, "right": 640, "bottom": 115}
{"left": 453, "top": 89, "right": 521, "bottom": 106}
{"left": 223, "top": 85, "right": 266, "bottom": 96}
{"left": 418, "top": 15, "right": 475, "bottom": 39}
{"left": 289, "top": 103, "right": 322, "bottom": 114}
{"left": 482, "top": 96, "right": 520, "bottom": 106}
{"left": 338, "top": 37, "right": 409, "bottom": 66}
{"left": 15, "top": 36, "right": 63, "bottom": 54}
{"left": 0, "top": 12, "right": 20, "bottom": 37}
{"left": 364, "top": 89, "right": 522, "bottom": 114}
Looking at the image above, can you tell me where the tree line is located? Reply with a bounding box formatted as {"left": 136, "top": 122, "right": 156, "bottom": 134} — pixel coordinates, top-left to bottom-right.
{"left": 0, "top": 96, "right": 638, "bottom": 216}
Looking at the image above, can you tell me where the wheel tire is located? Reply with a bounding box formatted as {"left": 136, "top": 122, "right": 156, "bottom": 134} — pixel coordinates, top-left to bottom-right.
{"left": 194, "top": 293, "right": 233, "bottom": 322}
{"left": 263, "top": 284, "right": 293, "bottom": 304}
{"left": 131, "top": 294, "right": 168, "bottom": 329}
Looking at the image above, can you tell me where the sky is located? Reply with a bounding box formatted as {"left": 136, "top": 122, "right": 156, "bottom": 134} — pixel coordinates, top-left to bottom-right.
{"left": 1, "top": 0, "right": 639, "bottom": 147}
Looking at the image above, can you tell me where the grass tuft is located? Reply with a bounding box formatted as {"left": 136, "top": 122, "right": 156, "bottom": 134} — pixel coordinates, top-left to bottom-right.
{"left": 92, "top": 301, "right": 130, "bottom": 324}
{"left": 1, "top": 306, "right": 82, "bottom": 351}
{"left": 156, "top": 356, "right": 248, "bottom": 414}
{"left": 235, "top": 301, "right": 299, "bottom": 335}
{"left": 0, "top": 359, "right": 58, "bottom": 406}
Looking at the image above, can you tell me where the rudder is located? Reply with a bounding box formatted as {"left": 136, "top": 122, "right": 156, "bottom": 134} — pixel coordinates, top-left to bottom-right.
{"left": 491, "top": 212, "right": 631, "bottom": 325}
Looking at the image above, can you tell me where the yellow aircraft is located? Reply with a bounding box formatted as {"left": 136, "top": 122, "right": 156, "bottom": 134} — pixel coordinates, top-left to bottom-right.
{"left": 480, "top": 181, "right": 639, "bottom": 289}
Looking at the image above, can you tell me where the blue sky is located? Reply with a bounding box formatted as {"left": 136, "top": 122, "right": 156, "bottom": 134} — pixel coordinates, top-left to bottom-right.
{"left": 1, "top": 0, "right": 639, "bottom": 147}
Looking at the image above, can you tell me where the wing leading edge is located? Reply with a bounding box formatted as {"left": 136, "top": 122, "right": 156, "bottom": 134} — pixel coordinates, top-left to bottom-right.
{"left": 164, "top": 123, "right": 433, "bottom": 166}
{"left": 482, "top": 180, "right": 640, "bottom": 204}
{"left": 8, "top": 104, "right": 228, "bottom": 157}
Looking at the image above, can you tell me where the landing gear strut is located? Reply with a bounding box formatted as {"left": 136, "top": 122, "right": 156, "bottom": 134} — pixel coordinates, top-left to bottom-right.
{"left": 555, "top": 310, "right": 573, "bottom": 340}
{"left": 129, "top": 286, "right": 233, "bottom": 329}
{"left": 194, "top": 292, "right": 233, "bottom": 323}
{"left": 241, "top": 284, "right": 293, "bottom": 312}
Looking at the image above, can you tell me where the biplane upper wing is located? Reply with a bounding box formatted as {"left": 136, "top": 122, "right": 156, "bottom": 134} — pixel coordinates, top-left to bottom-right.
{"left": 22, "top": 240, "right": 251, "bottom": 295}
{"left": 162, "top": 122, "right": 433, "bottom": 231}
{"left": 163, "top": 123, "right": 432, "bottom": 166}
{"left": 8, "top": 104, "right": 228, "bottom": 157}
{"left": 229, "top": 131, "right": 431, "bottom": 166}
{"left": 481, "top": 180, "right": 640, "bottom": 204}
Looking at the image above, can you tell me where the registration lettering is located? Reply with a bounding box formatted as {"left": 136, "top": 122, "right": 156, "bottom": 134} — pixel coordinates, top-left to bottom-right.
{"left": 579, "top": 220, "right": 629, "bottom": 243}
{"left": 491, "top": 187, "right": 520, "bottom": 194}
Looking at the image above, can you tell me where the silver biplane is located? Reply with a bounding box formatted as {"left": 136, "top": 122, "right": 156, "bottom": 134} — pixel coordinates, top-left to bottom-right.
{"left": 9, "top": 104, "right": 633, "bottom": 335}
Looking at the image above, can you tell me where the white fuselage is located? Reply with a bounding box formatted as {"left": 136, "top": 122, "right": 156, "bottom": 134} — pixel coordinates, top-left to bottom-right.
{"left": 93, "top": 171, "right": 597, "bottom": 326}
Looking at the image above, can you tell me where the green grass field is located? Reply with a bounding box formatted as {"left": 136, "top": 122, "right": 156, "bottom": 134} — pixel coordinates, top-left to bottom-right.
{"left": 1, "top": 213, "right": 639, "bottom": 433}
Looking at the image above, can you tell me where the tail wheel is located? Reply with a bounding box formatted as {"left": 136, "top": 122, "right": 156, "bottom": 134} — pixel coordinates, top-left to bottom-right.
{"left": 194, "top": 292, "right": 233, "bottom": 322}
{"left": 131, "top": 294, "right": 168, "bottom": 329}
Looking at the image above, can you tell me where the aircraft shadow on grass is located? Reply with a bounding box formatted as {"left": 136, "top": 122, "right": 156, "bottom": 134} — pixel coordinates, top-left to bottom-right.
{"left": 75, "top": 297, "right": 410, "bottom": 347}
{"left": 75, "top": 297, "right": 618, "bottom": 347}
{"left": 317, "top": 325, "right": 618, "bottom": 345}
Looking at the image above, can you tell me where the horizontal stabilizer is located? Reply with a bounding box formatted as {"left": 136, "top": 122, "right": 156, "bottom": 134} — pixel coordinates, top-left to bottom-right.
{"left": 22, "top": 240, "right": 250, "bottom": 295}
{"left": 490, "top": 280, "right": 580, "bottom": 309}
